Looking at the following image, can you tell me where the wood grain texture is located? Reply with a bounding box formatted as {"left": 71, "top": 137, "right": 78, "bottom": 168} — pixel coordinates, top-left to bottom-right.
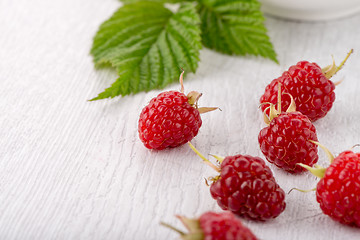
{"left": 1, "top": 0, "right": 360, "bottom": 239}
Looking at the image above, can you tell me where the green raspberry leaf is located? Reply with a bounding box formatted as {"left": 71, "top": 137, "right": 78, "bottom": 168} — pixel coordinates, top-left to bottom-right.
{"left": 198, "top": 0, "right": 278, "bottom": 63}
{"left": 90, "top": 2, "right": 201, "bottom": 100}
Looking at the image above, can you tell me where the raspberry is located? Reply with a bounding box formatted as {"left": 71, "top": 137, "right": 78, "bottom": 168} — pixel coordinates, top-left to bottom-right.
{"left": 162, "top": 211, "right": 258, "bottom": 240}
{"left": 210, "top": 155, "right": 286, "bottom": 220}
{"left": 138, "top": 72, "right": 216, "bottom": 150}
{"left": 138, "top": 91, "right": 201, "bottom": 150}
{"left": 260, "top": 50, "right": 353, "bottom": 121}
{"left": 189, "top": 143, "right": 286, "bottom": 221}
{"left": 300, "top": 146, "right": 360, "bottom": 227}
{"left": 258, "top": 111, "right": 318, "bottom": 173}
{"left": 199, "top": 212, "right": 257, "bottom": 240}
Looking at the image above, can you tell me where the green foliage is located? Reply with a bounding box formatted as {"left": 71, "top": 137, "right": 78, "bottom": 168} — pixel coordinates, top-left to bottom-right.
{"left": 90, "top": 0, "right": 278, "bottom": 100}
{"left": 121, "top": 0, "right": 185, "bottom": 3}
{"left": 90, "top": 2, "right": 201, "bottom": 100}
{"left": 198, "top": 0, "right": 277, "bottom": 62}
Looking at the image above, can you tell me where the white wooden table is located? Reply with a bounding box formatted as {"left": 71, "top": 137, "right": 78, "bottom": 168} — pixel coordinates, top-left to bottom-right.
{"left": 1, "top": 0, "right": 360, "bottom": 239}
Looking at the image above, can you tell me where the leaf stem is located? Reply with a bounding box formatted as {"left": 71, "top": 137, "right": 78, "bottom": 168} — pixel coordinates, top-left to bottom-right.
{"left": 188, "top": 142, "right": 220, "bottom": 172}
{"left": 335, "top": 49, "right": 353, "bottom": 74}
{"left": 160, "top": 222, "right": 185, "bottom": 235}
{"left": 179, "top": 70, "right": 185, "bottom": 93}
{"left": 309, "top": 140, "right": 335, "bottom": 163}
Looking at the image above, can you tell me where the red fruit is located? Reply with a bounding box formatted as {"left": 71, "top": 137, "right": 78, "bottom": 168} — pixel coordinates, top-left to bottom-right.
{"left": 162, "top": 211, "right": 258, "bottom": 240}
{"left": 199, "top": 212, "right": 257, "bottom": 240}
{"left": 138, "top": 91, "right": 201, "bottom": 150}
{"left": 300, "top": 145, "right": 360, "bottom": 227}
{"left": 138, "top": 72, "right": 216, "bottom": 150}
{"left": 259, "top": 85, "right": 318, "bottom": 173}
{"left": 258, "top": 111, "right": 318, "bottom": 173}
{"left": 260, "top": 50, "right": 353, "bottom": 121}
{"left": 189, "top": 143, "right": 286, "bottom": 221}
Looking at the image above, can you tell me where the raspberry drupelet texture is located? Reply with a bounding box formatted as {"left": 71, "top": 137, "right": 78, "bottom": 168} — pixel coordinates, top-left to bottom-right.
{"left": 163, "top": 211, "right": 258, "bottom": 240}
{"left": 316, "top": 150, "right": 360, "bottom": 227}
{"left": 258, "top": 111, "right": 318, "bottom": 173}
{"left": 199, "top": 212, "right": 258, "bottom": 240}
{"left": 260, "top": 61, "right": 335, "bottom": 122}
{"left": 210, "top": 155, "right": 286, "bottom": 220}
{"left": 138, "top": 91, "right": 202, "bottom": 150}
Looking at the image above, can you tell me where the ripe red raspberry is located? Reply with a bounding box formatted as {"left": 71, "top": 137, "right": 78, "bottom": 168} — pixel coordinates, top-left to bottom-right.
{"left": 163, "top": 211, "right": 258, "bottom": 240}
{"left": 138, "top": 72, "right": 216, "bottom": 150}
{"left": 210, "top": 155, "right": 286, "bottom": 220}
{"left": 199, "top": 212, "right": 257, "bottom": 240}
{"left": 260, "top": 50, "right": 353, "bottom": 121}
{"left": 138, "top": 91, "right": 201, "bottom": 150}
{"left": 258, "top": 111, "right": 318, "bottom": 173}
{"left": 189, "top": 143, "right": 286, "bottom": 221}
{"left": 300, "top": 146, "right": 360, "bottom": 227}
